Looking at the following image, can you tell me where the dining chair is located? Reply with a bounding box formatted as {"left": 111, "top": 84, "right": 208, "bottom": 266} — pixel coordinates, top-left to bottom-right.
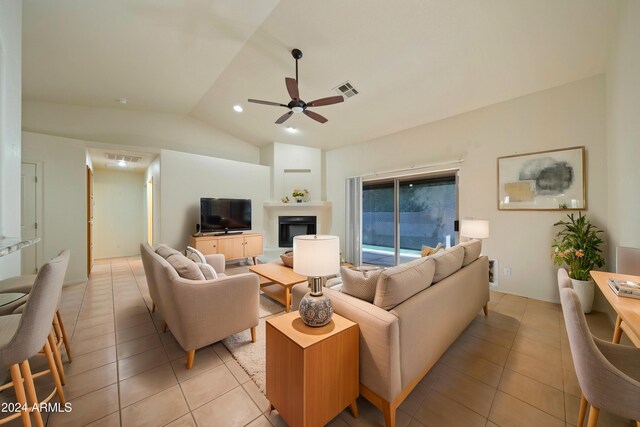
{"left": 559, "top": 287, "right": 640, "bottom": 427}
{"left": 616, "top": 246, "right": 640, "bottom": 275}
{"left": 0, "top": 250, "right": 70, "bottom": 426}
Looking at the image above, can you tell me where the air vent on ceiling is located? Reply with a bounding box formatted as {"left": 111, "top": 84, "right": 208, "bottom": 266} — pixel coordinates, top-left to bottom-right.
{"left": 105, "top": 153, "right": 142, "bottom": 163}
{"left": 333, "top": 81, "right": 359, "bottom": 99}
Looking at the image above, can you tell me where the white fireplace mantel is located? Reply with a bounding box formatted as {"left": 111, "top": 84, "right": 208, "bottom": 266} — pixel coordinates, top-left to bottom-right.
{"left": 262, "top": 201, "right": 333, "bottom": 249}
{"left": 263, "top": 201, "right": 331, "bottom": 209}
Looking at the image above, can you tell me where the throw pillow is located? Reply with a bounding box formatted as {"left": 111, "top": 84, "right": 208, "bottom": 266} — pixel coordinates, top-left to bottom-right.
{"left": 431, "top": 245, "right": 464, "bottom": 283}
{"left": 196, "top": 262, "right": 218, "bottom": 280}
{"left": 459, "top": 239, "right": 482, "bottom": 266}
{"left": 165, "top": 252, "right": 205, "bottom": 281}
{"left": 185, "top": 246, "right": 206, "bottom": 264}
{"left": 421, "top": 242, "right": 444, "bottom": 257}
{"left": 340, "top": 266, "right": 383, "bottom": 303}
{"left": 374, "top": 257, "right": 436, "bottom": 310}
{"left": 156, "top": 244, "right": 179, "bottom": 259}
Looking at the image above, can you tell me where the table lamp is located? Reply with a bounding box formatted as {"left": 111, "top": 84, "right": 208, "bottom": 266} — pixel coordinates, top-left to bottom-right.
{"left": 460, "top": 219, "right": 490, "bottom": 240}
{"left": 293, "top": 235, "right": 340, "bottom": 327}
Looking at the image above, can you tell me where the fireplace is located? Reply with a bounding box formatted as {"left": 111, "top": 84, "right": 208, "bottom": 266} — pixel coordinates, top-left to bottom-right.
{"left": 279, "top": 216, "right": 317, "bottom": 248}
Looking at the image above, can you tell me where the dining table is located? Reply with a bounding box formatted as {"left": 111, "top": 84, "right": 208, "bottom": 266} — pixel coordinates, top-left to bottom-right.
{"left": 590, "top": 270, "right": 640, "bottom": 347}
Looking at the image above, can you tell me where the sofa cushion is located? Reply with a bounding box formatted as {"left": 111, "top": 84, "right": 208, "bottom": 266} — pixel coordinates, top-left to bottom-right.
{"left": 196, "top": 263, "right": 218, "bottom": 280}
{"left": 459, "top": 239, "right": 482, "bottom": 266}
{"left": 431, "top": 246, "right": 464, "bottom": 283}
{"left": 185, "top": 246, "right": 206, "bottom": 264}
{"left": 156, "top": 244, "right": 179, "bottom": 259}
{"left": 340, "top": 267, "right": 383, "bottom": 303}
{"left": 166, "top": 253, "right": 205, "bottom": 280}
{"left": 421, "top": 243, "right": 444, "bottom": 257}
{"left": 374, "top": 257, "right": 435, "bottom": 310}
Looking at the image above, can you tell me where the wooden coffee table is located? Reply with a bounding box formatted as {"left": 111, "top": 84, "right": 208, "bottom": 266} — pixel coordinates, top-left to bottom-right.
{"left": 249, "top": 261, "right": 307, "bottom": 312}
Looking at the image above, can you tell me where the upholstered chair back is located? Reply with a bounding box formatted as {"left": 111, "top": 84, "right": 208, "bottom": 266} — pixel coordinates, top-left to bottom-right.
{"left": 0, "top": 250, "right": 70, "bottom": 366}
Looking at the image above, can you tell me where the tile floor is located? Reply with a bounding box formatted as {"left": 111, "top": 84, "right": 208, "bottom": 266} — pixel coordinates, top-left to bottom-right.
{"left": 1, "top": 256, "right": 635, "bottom": 426}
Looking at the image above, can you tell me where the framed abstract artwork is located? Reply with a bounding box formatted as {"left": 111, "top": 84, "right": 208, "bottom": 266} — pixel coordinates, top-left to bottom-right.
{"left": 497, "top": 146, "right": 586, "bottom": 211}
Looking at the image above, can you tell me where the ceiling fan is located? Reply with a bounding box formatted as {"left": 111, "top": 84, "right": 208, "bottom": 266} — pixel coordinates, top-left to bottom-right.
{"left": 248, "top": 48, "right": 344, "bottom": 124}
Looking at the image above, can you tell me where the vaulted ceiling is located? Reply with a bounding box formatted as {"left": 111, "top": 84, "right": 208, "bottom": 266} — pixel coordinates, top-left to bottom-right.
{"left": 22, "top": 0, "right": 620, "bottom": 150}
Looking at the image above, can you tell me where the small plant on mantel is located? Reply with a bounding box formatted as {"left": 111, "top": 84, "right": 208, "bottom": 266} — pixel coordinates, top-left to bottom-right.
{"left": 291, "top": 188, "right": 309, "bottom": 202}
{"left": 551, "top": 212, "right": 605, "bottom": 281}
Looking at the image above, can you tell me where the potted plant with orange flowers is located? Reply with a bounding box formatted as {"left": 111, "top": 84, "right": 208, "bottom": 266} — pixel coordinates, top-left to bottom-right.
{"left": 551, "top": 212, "right": 605, "bottom": 313}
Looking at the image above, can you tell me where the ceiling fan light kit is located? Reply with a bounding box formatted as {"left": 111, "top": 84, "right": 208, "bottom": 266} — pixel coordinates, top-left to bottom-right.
{"left": 248, "top": 48, "right": 344, "bottom": 125}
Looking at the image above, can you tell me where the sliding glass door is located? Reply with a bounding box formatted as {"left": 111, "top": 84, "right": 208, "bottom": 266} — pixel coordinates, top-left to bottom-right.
{"left": 362, "top": 173, "right": 457, "bottom": 266}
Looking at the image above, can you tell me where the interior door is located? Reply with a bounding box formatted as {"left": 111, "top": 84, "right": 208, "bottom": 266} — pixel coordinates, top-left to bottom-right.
{"left": 147, "top": 178, "right": 153, "bottom": 245}
{"left": 87, "top": 166, "right": 94, "bottom": 276}
{"left": 21, "top": 162, "right": 38, "bottom": 274}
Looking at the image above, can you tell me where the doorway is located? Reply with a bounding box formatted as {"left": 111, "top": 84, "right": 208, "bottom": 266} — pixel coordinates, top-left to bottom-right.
{"left": 362, "top": 172, "right": 458, "bottom": 266}
{"left": 21, "top": 162, "right": 42, "bottom": 274}
{"left": 147, "top": 178, "right": 153, "bottom": 245}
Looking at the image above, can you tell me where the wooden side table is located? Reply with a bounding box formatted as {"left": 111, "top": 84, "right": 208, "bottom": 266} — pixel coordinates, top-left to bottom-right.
{"left": 266, "top": 311, "right": 359, "bottom": 427}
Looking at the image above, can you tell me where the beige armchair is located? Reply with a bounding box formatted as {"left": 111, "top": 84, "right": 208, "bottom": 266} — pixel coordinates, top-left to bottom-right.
{"left": 140, "top": 243, "right": 259, "bottom": 369}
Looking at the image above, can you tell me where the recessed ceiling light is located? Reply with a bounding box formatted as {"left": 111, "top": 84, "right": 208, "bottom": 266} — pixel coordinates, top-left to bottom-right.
{"left": 285, "top": 127, "right": 298, "bottom": 133}
{"left": 233, "top": 105, "right": 243, "bottom": 113}
{"left": 118, "top": 160, "right": 127, "bottom": 167}
{"left": 116, "top": 98, "right": 128, "bottom": 104}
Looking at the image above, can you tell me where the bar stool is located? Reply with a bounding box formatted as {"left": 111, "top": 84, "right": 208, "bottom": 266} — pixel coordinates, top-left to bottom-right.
{"left": 0, "top": 250, "right": 70, "bottom": 426}
{"left": 0, "top": 273, "right": 72, "bottom": 363}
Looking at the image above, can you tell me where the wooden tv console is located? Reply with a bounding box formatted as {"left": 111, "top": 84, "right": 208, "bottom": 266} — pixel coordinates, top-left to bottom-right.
{"left": 189, "top": 232, "right": 263, "bottom": 265}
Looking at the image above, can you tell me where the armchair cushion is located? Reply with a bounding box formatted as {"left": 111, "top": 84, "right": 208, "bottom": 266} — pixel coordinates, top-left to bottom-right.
{"left": 186, "top": 246, "right": 206, "bottom": 264}
{"left": 196, "top": 263, "right": 218, "bottom": 280}
{"left": 165, "top": 252, "right": 205, "bottom": 281}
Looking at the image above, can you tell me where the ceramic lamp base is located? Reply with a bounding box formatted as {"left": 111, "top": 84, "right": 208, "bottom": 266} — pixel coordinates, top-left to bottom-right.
{"left": 299, "top": 292, "right": 333, "bottom": 327}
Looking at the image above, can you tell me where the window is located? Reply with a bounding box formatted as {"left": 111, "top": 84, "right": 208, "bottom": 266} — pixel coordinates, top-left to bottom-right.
{"left": 362, "top": 173, "right": 457, "bottom": 266}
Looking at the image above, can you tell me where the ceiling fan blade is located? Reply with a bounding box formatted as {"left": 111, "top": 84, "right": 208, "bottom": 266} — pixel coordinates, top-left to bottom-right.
{"left": 306, "top": 95, "right": 344, "bottom": 108}
{"left": 275, "top": 111, "right": 294, "bottom": 124}
{"left": 285, "top": 77, "right": 299, "bottom": 100}
{"left": 303, "top": 110, "right": 328, "bottom": 124}
{"left": 248, "top": 99, "right": 288, "bottom": 107}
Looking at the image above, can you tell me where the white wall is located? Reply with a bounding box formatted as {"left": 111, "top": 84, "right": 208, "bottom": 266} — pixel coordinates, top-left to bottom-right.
{"left": 326, "top": 76, "right": 608, "bottom": 303}
{"left": 159, "top": 149, "right": 270, "bottom": 249}
{"left": 146, "top": 158, "right": 161, "bottom": 245}
{"left": 23, "top": 101, "right": 261, "bottom": 164}
{"left": 93, "top": 169, "right": 146, "bottom": 258}
{"left": 260, "top": 142, "right": 323, "bottom": 202}
{"left": 0, "top": 0, "right": 22, "bottom": 279}
{"left": 606, "top": 0, "right": 640, "bottom": 256}
{"left": 22, "top": 132, "right": 87, "bottom": 283}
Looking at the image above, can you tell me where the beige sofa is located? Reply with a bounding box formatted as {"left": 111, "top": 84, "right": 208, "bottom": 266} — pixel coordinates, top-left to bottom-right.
{"left": 140, "top": 243, "right": 259, "bottom": 369}
{"left": 292, "top": 243, "right": 489, "bottom": 427}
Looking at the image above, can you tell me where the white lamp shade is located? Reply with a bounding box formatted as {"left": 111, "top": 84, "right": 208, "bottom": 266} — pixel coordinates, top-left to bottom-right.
{"left": 293, "top": 235, "right": 340, "bottom": 277}
{"left": 460, "top": 219, "right": 490, "bottom": 239}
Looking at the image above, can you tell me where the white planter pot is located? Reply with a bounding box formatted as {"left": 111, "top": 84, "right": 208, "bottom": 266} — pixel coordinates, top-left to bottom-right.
{"left": 570, "top": 278, "right": 594, "bottom": 314}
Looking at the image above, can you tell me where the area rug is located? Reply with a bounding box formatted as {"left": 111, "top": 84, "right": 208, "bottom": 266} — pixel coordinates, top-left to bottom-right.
{"left": 222, "top": 293, "right": 284, "bottom": 393}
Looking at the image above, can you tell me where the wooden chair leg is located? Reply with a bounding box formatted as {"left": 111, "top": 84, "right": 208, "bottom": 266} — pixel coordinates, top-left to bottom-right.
{"left": 43, "top": 338, "right": 66, "bottom": 404}
{"left": 48, "top": 331, "right": 65, "bottom": 385}
{"left": 55, "top": 310, "right": 72, "bottom": 362}
{"left": 186, "top": 350, "right": 195, "bottom": 369}
{"left": 483, "top": 303, "right": 489, "bottom": 316}
{"left": 578, "top": 394, "right": 588, "bottom": 427}
{"left": 20, "top": 360, "right": 44, "bottom": 427}
{"left": 251, "top": 326, "right": 257, "bottom": 343}
{"left": 586, "top": 405, "right": 600, "bottom": 427}
{"left": 9, "top": 364, "right": 32, "bottom": 427}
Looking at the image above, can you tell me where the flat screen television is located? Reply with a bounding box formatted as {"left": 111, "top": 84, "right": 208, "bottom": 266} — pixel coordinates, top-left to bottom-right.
{"left": 200, "top": 198, "right": 252, "bottom": 234}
